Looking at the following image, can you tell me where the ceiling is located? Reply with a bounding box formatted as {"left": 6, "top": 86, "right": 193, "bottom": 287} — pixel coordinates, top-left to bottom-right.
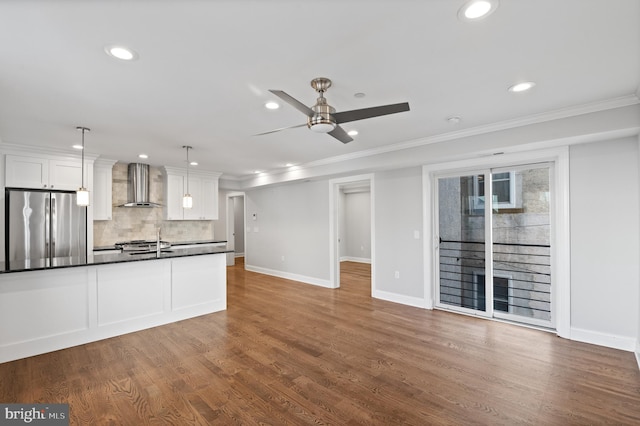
{"left": 0, "top": 0, "right": 638, "bottom": 183}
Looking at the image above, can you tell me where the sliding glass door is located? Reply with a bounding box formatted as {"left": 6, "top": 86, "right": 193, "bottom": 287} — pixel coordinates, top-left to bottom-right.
{"left": 435, "top": 164, "right": 553, "bottom": 328}
{"left": 438, "top": 173, "right": 488, "bottom": 315}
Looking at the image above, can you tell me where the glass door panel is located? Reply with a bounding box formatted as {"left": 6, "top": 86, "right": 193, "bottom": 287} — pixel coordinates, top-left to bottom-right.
{"left": 437, "top": 174, "right": 487, "bottom": 314}
{"left": 491, "top": 165, "right": 552, "bottom": 327}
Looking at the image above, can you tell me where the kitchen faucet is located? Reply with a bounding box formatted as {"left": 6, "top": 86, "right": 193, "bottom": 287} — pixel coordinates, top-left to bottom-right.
{"left": 156, "top": 227, "right": 162, "bottom": 257}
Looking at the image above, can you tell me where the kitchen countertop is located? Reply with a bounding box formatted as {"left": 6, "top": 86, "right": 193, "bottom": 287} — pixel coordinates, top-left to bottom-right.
{"left": 93, "top": 240, "right": 227, "bottom": 251}
{"left": 0, "top": 244, "right": 233, "bottom": 274}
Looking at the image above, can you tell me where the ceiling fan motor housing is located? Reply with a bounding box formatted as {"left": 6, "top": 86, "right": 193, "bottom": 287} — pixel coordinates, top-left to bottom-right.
{"left": 308, "top": 96, "right": 336, "bottom": 133}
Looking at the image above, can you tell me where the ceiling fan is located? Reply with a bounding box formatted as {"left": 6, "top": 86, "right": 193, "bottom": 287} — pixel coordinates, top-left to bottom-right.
{"left": 258, "top": 77, "right": 410, "bottom": 143}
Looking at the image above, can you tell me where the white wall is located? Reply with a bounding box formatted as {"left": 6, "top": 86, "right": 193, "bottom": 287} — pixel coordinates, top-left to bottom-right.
{"left": 245, "top": 180, "right": 331, "bottom": 285}
{"left": 373, "top": 167, "right": 425, "bottom": 304}
{"left": 343, "top": 191, "right": 371, "bottom": 262}
{"left": 569, "top": 137, "right": 639, "bottom": 350}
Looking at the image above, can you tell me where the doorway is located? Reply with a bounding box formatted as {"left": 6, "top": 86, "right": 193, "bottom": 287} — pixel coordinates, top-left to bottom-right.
{"left": 424, "top": 148, "right": 570, "bottom": 337}
{"left": 434, "top": 164, "right": 554, "bottom": 329}
{"left": 329, "top": 174, "right": 374, "bottom": 291}
{"left": 226, "top": 192, "right": 245, "bottom": 267}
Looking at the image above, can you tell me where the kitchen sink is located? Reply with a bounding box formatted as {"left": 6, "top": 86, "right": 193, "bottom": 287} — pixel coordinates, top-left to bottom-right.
{"left": 128, "top": 249, "right": 174, "bottom": 255}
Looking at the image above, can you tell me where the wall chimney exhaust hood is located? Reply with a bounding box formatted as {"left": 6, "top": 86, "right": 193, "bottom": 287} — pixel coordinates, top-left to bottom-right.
{"left": 118, "top": 163, "right": 162, "bottom": 207}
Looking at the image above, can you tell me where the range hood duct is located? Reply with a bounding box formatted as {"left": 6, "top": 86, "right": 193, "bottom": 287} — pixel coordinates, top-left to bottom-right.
{"left": 119, "top": 163, "right": 162, "bottom": 208}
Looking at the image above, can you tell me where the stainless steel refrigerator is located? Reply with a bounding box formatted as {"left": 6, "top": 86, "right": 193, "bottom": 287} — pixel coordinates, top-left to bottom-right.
{"left": 5, "top": 188, "right": 87, "bottom": 263}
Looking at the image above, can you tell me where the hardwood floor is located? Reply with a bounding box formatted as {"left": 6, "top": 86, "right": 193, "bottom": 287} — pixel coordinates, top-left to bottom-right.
{"left": 1, "top": 259, "right": 639, "bottom": 424}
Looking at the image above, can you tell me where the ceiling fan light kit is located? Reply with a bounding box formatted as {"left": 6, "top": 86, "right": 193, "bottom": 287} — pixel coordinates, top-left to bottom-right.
{"left": 262, "top": 77, "right": 410, "bottom": 144}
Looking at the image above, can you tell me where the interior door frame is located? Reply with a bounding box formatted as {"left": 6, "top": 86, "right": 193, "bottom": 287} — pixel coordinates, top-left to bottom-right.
{"left": 329, "top": 174, "right": 374, "bottom": 290}
{"left": 423, "top": 147, "right": 570, "bottom": 338}
{"left": 225, "top": 191, "right": 245, "bottom": 267}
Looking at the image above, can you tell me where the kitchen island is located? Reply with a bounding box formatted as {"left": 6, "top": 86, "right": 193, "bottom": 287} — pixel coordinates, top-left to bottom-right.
{"left": 0, "top": 245, "right": 232, "bottom": 363}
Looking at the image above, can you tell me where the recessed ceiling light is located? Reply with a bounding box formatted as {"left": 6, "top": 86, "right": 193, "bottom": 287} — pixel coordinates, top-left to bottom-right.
{"left": 138, "top": 154, "right": 148, "bottom": 159}
{"left": 447, "top": 116, "right": 462, "bottom": 124}
{"left": 285, "top": 163, "right": 293, "bottom": 167}
{"left": 354, "top": 93, "right": 366, "bottom": 98}
{"left": 254, "top": 170, "right": 262, "bottom": 174}
{"left": 265, "top": 101, "right": 279, "bottom": 110}
{"left": 105, "top": 45, "right": 138, "bottom": 61}
{"left": 347, "top": 130, "right": 359, "bottom": 136}
{"left": 190, "top": 161, "right": 198, "bottom": 166}
{"left": 508, "top": 81, "right": 536, "bottom": 93}
{"left": 458, "top": 0, "right": 499, "bottom": 21}
{"left": 72, "top": 144, "right": 83, "bottom": 150}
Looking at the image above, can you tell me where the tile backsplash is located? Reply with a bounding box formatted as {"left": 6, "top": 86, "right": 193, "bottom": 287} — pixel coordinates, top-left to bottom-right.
{"left": 93, "top": 162, "right": 215, "bottom": 247}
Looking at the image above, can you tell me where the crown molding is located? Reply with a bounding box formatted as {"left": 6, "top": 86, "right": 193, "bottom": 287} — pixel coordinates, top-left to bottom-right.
{"left": 0, "top": 142, "right": 101, "bottom": 161}
{"left": 239, "top": 94, "right": 639, "bottom": 183}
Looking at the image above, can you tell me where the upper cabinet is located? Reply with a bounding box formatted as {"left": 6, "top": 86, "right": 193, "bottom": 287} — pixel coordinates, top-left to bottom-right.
{"left": 5, "top": 154, "right": 85, "bottom": 191}
{"left": 93, "top": 159, "right": 117, "bottom": 221}
{"left": 162, "top": 167, "right": 221, "bottom": 221}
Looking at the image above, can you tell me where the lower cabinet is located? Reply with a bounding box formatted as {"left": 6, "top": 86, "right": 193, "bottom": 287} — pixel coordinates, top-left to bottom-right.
{"left": 0, "top": 254, "right": 227, "bottom": 363}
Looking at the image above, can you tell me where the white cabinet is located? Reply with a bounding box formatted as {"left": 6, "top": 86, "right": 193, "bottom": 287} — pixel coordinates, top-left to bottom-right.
{"left": 5, "top": 154, "right": 83, "bottom": 190}
{"left": 93, "top": 159, "right": 117, "bottom": 220}
{"left": 165, "top": 173, "right": 186, "bottom": 220}
{"left": 162, "top": 167, "right": 221, "bottom": 220}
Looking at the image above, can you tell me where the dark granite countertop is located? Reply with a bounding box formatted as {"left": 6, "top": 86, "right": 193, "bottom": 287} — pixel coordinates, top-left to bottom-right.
{"left": 93, "top": 240, "right": 227, "bottom": 251}
{"left": 0, "top": 245, "right": 233, "bottom": 274}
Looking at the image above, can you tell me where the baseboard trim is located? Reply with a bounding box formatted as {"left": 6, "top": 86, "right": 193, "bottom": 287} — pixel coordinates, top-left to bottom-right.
{"left": 636, "top": 341, "right": 640, "bottom": 371}
{"left": 372, "top": 289, "right": 430, "bottom": 309}
{"left": 245, "top": 264, "right": 334, "bottom": 288}
{"left": 570, "top": 327, "right": 636, "bottom": 352}
{"left": 340, "top": 257, "right": 371, "bottom": 264}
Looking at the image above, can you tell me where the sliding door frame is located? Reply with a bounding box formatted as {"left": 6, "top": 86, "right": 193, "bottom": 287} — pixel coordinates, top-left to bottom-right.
{"left": 423, "top": 147, "right": 570, "bottom": 338}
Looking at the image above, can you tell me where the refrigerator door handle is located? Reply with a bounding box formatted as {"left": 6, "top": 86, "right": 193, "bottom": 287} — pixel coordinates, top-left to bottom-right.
{"left": 45, "top": 193, "right": 51, "bottom": 260}
{"left": 50, "top": 194, "right": 56, "bottom": 259}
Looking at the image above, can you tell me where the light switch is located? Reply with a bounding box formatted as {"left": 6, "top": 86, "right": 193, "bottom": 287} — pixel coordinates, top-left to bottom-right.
{"left": 414, "top": 230, "right": 420, "bottom": 239}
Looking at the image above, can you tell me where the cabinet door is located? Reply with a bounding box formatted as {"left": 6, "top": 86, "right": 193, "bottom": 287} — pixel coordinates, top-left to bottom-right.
{"left": 165, "top": 174, "right": 185, "bottom": 220}
{"left": 201, "top": 177, "right": 219, "bottom": 220}
{"left": 93, "top": 165, "right": 113, "bottom": 220}
{"left": 49, "top": 159, "right": 83, "bottom": 190}
{"left": 183, "top": 176, "right": 204, "bottom": 220}
{"left": 5, "top": 155, "right": 49, "bottom": 189}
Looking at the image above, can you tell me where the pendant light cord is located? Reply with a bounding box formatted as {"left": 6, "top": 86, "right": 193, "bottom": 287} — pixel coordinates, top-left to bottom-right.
{"left": 81, "top": 128, "right": 85, "bottom": 188}
{"left": 184, "top": 145, "right": 192, "bottom": 193}
{"left": 76, "top": 126, "right": 90, "bottom": 189}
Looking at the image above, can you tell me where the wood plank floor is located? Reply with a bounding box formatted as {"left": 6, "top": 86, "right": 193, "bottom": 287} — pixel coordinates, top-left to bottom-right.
{"left": 1, "top": 259, "right": 639, "bottom": 424}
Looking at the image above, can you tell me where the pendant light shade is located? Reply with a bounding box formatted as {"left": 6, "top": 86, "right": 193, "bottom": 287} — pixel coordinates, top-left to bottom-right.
{"left": 182, "top": 193, "right": 193, "bottom": 209}
{"left": 76, "top": 126, "right": 90, "bottom": 206}
{"left": 182, "top": 145, "right": 193, "bottom": 209}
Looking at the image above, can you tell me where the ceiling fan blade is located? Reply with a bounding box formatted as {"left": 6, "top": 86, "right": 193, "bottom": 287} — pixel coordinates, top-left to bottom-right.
{"left": 254, "top": 123, "right": 307, "bottom": 136}
{"left": 328, "top": 125, "right": 353, "bottom": 144}
{"left": 333, "top": 102, "right": 410, "bottom": 124}
{"left": 269, "top": 90, "right": 314, "bottom": 117}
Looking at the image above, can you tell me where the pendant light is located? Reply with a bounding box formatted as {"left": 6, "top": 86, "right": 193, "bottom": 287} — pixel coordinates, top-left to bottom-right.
{"left": 182, "top": 145, "right": 193, "bottom": 209}
{"left": 76, "top": 126, "right": 90, "bottom": 206}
